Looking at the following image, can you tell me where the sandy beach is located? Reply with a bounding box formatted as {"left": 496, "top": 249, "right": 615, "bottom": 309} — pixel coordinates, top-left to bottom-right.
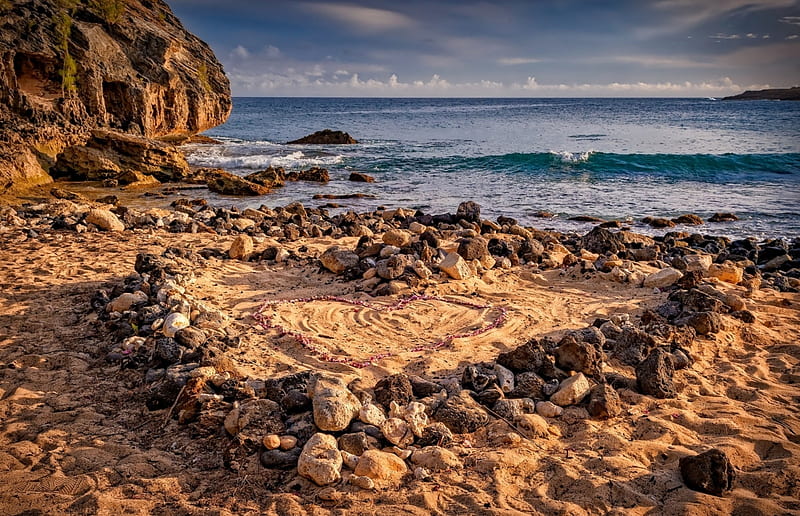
{"left": 1, "top": 195, "right": 798, "bottom": 515}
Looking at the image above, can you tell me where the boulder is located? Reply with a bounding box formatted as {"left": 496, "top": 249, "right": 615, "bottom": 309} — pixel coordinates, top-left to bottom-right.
{"left": 709, "top": 213, "right": 738, "bottom": 222}
{"left": 229, "top": 234, "right": 254, "bottom": 260}
{"left": 349, "top": 172, "right": 375, "bottom": 182}
{"left": 433, "top": 390, "right": 490, "bottom": 433}
{"left": 457, "top": 237, "right": 490, "bottom": 261}
{"left": 535, "top": 401, "right": 563, "bottom": 418}
{"left": 359, "top": 403, "right": 387, "bottom": 427}
{"left": 297, "top": 433, "right": 343, "bottom": 486}
{"left": 643, "top": 217, "right": 675, "bottom": 228}
{"left": 510, "top": 372, "right": 546, "bottom": 399}
{"left": 288, "top": 130, "right": 358, "bottom": 144}
{"left": 376, "top": 255, "right": 407, "bottom": 280}
{"left": 549, "top": 373, "right": 591, "bottom": 407}
{"left": 636, "top": 349, "right": 676, "bottom": 398}
{"left": 353, "top": 449, "right": 407, "bottom": 486}
{"left": 410, "top": 446, "right": 461, "bottom": 471}
{"left": 492, "top": 398, "right": 535, "bottom": 420}
{"left": 580, "top": 226, "right": 627, "bottom": 255}
{"left": 496, "top": 338, "right": 558, "bottom": 378}
{"left": 417, "top": 422, "right": 454, "bottom": 447}
{"left": 383, "top": 229, "right": 413, "bottom": 248}
{"left": 337, "top": 432, "right": 378, "bottom": 456}
{"left": 554, "top": 334, "right": 603, "bottom": 377}
{"left": 206, "top": 169, "right": 270, "bottom": 196}
{"left": 438, "top": 252, "right": 471, "bottom": 280}
{"left": 643, "top": 268, "right": 683, "bottom": 289}
{"left": 85, "top": 208, "right": 125, "bottom": 231}
{"left": 296, "top": 167, "right": 329, "bottom": 182}
{"left": 308, "top": 375, "right": 361, "bottom": 432}
{"left": 587, "top": 384, "right": 622, "bottom": 419}
{"left": 677, "top": 311, "right": 723, "bottom": 336}
{"left": 320, "top": 246, "right": 360, "bottom": 274}
{"left": 683, "top": 254, "right": 713, "bottom": 272}
{"left": 672, "top": 214, "right": 704, "bottom": 225}
{"left": 680, "top": 449, "right": 735, "bottom": 496}
{"left": 456, "top": 201, "right": 481, "bottom": 223}
{"left": 118, "top": 170, "right": 160, "bottom": 189}
{"left": 373, "top": 374, "right": 414, "bottom": 409}
{"left": 380, "top": 418, "right": 414, "bottom": 447}
{"left": 245, "top": 166, "right": 285, "bottom": 188}
{"left": 707, "top": 262, "right": 744, "bottom": 284}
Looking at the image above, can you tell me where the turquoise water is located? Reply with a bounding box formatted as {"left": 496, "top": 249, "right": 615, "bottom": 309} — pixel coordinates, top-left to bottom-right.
{"left": 183, "top": 98, "right": 800, "bottom": 238}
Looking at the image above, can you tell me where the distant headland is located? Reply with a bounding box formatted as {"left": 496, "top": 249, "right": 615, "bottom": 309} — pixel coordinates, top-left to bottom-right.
{"left": 722, "top": 86, "right": 800, "bottom": 101}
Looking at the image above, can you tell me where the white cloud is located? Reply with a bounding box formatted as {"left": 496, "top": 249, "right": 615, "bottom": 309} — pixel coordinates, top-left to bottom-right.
{"left": 709, "top": 33, "right": 741, "bottom": 39}
{"left": 611, "top": 55, "right": 709, "bottom": 68}
{"left": 231, "top": 45, "right": 249, "bottom": 59}
{"left": 302, "top": 3, "right": 415, "bottom": 33}
{"left": 787, "top": 34, "right": 800, "bottom": 39}
{"left": 746, "top": 33, "right": 758, "bottom": 38}
{"left": 779, "top": 16, "right": 800, "bottom": 26}
{"left": 498, "top": 57, "right": 543, "bottom": 66}
{"left": 264, "top": 45, "right": 282, "bottom": 59}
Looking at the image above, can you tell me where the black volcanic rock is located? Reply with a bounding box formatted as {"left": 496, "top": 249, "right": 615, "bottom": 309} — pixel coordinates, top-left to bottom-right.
{"left": 288, "top": 129, "right": 358, "bottom": 144}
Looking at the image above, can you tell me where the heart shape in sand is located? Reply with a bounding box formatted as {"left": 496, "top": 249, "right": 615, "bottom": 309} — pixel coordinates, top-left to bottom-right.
{"left": 252, "top": 294, "right": 507, "bottom": 368}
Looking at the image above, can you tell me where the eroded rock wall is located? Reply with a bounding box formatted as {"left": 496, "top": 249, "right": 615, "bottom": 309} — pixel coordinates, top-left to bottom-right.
{"left": 0, "top": 0, "right": 231, "bottom": 193}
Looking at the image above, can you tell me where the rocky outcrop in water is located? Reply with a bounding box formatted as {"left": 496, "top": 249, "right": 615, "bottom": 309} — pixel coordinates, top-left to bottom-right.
{"left": 722, "top": 87, "right": 800, "bottom": 101}
{"left": 0, "top": 0, "right": 231, "bottom": 193}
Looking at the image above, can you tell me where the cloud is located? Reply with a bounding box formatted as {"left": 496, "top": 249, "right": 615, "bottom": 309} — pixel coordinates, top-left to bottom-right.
{"left": 264, "top": 45, "right": 282, "bottom": 58}
{"left": 231, "top": 45, "right": 249, "bottom": 59}
{"left": 611, "top": 55, "right": 710, "bottom": 68}
{"left": 498, "top": 57, "right": 543, "bottom": 66}
{"left": 779, "top": 16, "right": 800, "bottom": 26}
{"left": 787, "top": 34, "right": 800, "bottom": 39}
{"left": 709, "top": 33, "right": 741, "bottom": 39}
{"left": 302, "top": 3, "right": 415, "bottom": 33}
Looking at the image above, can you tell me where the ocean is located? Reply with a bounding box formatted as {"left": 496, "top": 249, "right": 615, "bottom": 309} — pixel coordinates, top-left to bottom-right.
{"left": 182, "top": 97, "right": 800, "bottom": 239}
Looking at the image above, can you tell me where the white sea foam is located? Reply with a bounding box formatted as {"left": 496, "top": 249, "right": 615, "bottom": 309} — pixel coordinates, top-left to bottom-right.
{"left": 549, "top": 150, "right": 595, "bottom": 163}
{"left": 185, "top": 145, "right": 344, "bottom": 170}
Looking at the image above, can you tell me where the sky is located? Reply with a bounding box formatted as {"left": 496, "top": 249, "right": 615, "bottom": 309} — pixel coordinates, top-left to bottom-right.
{"left": 169, "top": 0, "right": 800, "bottom": 97}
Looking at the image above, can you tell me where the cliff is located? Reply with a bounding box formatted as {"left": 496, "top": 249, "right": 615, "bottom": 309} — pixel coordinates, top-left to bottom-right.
{"left": 0, "top": 0, "right": 231, "bottom": 193}
{"left": 721, "top": 86, "right": 800, "bottom": 101}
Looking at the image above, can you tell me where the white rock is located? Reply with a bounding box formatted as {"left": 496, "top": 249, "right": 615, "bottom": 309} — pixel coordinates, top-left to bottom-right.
{"left": 413, "top": 260, "right": 432, "bottom": 280}
{"left": 414, "top": 466, "right": 431, "bottom": 481}
{"left": 275, "top": 248, "right": 290, "bottom": 263}
{"left": 107, "top": 291, "right": 148, "bottom": 313}
{"left": 438, "top": 252, "right": 471, "bottom": 280}
{"left": 534, "top": 401, "right": 563, "bottom": 418}
{"left": 341, "top": 450, "right": 360, "bottom": 470}
{"left": 297, "top": 433, "right": 342, "bottom": 486}
{"left": 350, "top": 475, "right": 375, "bottom": 490}
{"left": 493, "top": 364, "right": 515, "bottom": 393}
{"left": 162, "top": 312, "right": 190, "bottom": 338}
{"left": 229, "top": 234, "right": 254, "bottom": 260}
{"left": 354, "top": 449, "right": 408, "bottom": 485}
{"left": 410, "top": 446, "right": 461, "bottom": 471}
{"left": 359, "top": 403, "right": 387, "bottom": 427}
{"left": 85, "top": 209, "right": 124, "bottom": 231}
{"left": 549, "top": 373, "right": 591, "bottom": 407}
{"left": 380, "top": 417, "right": 414, "bottom": 447}
{"left": 388, "top": 401, "right": 429, "bottom": 438}
{"left": 684, "top": 254, "right": 713, "bottom": 272}
{"left": 309, "top": 376, "right": 362, "bottom": 432}
{"left": 643, "top": 267, "right": 683, "bottom": 289}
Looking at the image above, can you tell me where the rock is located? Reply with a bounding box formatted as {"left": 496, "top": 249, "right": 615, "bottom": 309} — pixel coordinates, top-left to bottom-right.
{"left": 175, "top": 326, "right": 207, "bottom": 349}
{"left": 409, "top": 376, "right": 443, "bottom": 398}
{"left": 643, "top": 268, "right": 683, "bottom": 289}
{"left": 349, "top": 172, "right": 375, "bottom": 182}
{"left": 373, "top": 374, "right": 414, "bottom": 409}
{"left": 376, "top": 255, "right": 406, "bottom": 280}
{"left": 280, "top": 435, "right": 298, "bottom": 450}
{"left": 85, "top": 209, "right": 125, "bottom": 231}
{"left": 297, "top": 433, "right": 343, "bottom": 486}
{"left": 417, "top": 422, "right": 454, "bottom": 447}
{"left": 412, "top": 260, "right": 432, "bottom": 280}
{"left": 162, "top": 312, "right": 190, "bottom": 338}
{"left": 308, "top": 375, "right": 362, "bottom": 432}
{"left": 206, "top": 169, "right": 270, "bottom": 196}
{"left": 224, "top": 399, "right": 285, "bottom": 446}
{"left": 643, "top": 217, "right": 675, "bottom": 228}
{"left": 346, "top": 475, "right": 373, "bottom": 490}
{"left": 496, "top": 338, "right": 558, "bottom": 378}
{"left": 260, "top": 448, "right": 301, "bottom": 470}
{"left": 341, "top": 450, "right": 360, "bottom": 470}
{"left": 554, "top": 335, "right": 603, "bottom": 377}
{"left": 636, "top": 349, "right": 676, "bottom": 398}
{"left": 354, "top": 449, "right": 407, "bottom": 485}
{"left": 296, "top": 167, "right": 330, "bottom": 182}
{"left": 514, "top": 413, "right": 552, "bottom": 439}
{"left": 461, "top": 363, "right": 496, "bottom": 392}
{"left": 680, "top": 449, "right": 735, "bottom": 496}
{"left": 263, "top": 434, "right": 281, "bottom": 450}
{"left": 707, "top": 262, "right": 744, "bottom": 284}
{"left": 673, "top": 214, "right": 704, "bottom": 225}
{"left": 381, "top": 418, "right": 415, "bottom": 447}
{"left": 510, "top": 372, "right": 545, "bottom": 399}
{"left": 410, "top": 446, "right": 461, "bottom": 471}
{"left": 320, "top": 246, "right": 360, "bottom": 274}
{"left": 549, "top": 373, "right": 591, "bottom": 406}
{"left": 383, "top": 229, "right": 413, "bottom": 248}
{"left": 108, "top": 291, "right": 148, "bottom": 312}
{"left": 118, "top": 170, "right": 160, "bottom": 189}
{"left": 288, "top": 130, "right": 358, "bottom": 145}
{"left": 493, "top": 364, "right": 515, "bottom": 393}
{"left": 580, "top": 226, "right": 627, "bottom": 255}
{"left": 683, "top": 254, "right": 713, "bottom": 272}
{"left": 338, "top": 432, "right": 377, "bottom": 456}
{"left": 438, "top": 252, "right": 471, "bottom": 280}
{"left": 359, "top": 403, "right": 387, "bottom": 427}
{"left": 709, "top": 213, "right": 738, "bottom": 222}
{"left": 492, "top": 398, "right": 534, "bottom": 420}
{"left": 535, "top": 401, "right": 563, "bottom": 418}
{"left": 229, "top": 234, "right": 254, "bottom": 260}
{"left": 432, "top": 390, "right": 490, "bottom": 433}
{"left": 457, "top": 237, "right": 490, "bottom": 261}
{"left": 587, "top": 384, "right": 622, "bottom": 419}
{"left": 677, "top": 311, "right": 723, "bottom": 335}
{"left": 456, "top": 201, "right": 481, "bottom": 223}
{"left": 245, "top": 166, "right": 285, "bottom": 188}
{"left": 393, "top": 401, "right": 429, "bottom": 437}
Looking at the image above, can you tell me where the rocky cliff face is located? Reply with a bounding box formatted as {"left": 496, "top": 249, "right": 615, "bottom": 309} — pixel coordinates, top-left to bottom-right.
{"left": 0, "top": 0, "right": 231, "bottom": 192}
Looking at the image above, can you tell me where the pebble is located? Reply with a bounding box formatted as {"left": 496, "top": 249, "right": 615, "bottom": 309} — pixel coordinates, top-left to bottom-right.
{"left": 535, "top": 400, "right": 564, "bottom": 418}
{"left": 279, "top": 435, "right": 298, "bottom": 450}
{"left": 350, "top": 475, "right": 375, "bottom": 490}
{"left": 263, "top": 434, "right": 281, "bottom": 450}
{"left": 162, "top": 312, "right": 190, "bottom": 338}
